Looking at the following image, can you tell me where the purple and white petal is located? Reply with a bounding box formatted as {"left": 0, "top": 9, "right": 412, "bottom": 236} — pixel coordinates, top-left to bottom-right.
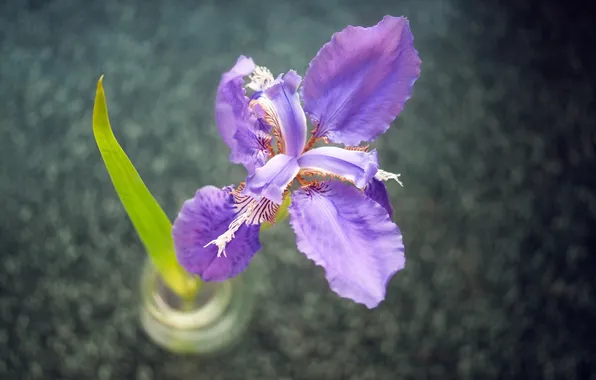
{"left": 215, "top": 56, "right": 268, "bottom": 173}
{"left": 302, "top": 16, "right": 421, "bottom": 146}
{"left": 365, "top": 178, "right": 393, "bottom": 219}
{"left": 172, "top": 185, "right": 261, "bottom": 281}
{"left": 289, "top": 181, "right": 405, "bottom": 308}
{"left": 258, "top": 71, "right": 307, "bottom": 157}
{"left": 297, "top": 147, "right": 378, "bottom": 189}
{"left": 244, "top": 154, "right": 300, "bottom": 204}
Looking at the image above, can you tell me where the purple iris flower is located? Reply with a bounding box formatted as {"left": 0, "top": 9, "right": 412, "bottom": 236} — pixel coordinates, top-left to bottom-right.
{"left": 172, "top": 16, "right": 421, "bottom": 308}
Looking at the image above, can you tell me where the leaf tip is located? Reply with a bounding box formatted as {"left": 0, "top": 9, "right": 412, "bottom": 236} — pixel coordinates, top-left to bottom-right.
{"left": 97, "top": 75, "right": 105, "bottom": 91}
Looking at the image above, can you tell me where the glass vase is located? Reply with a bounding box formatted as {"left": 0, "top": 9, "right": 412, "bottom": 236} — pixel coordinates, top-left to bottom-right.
{"left": 139, "top": 258, "right": 255, "bottom": 355}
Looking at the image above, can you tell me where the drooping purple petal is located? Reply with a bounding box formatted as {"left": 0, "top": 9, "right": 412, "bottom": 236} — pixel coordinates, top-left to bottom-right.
{"left": 365, "top": 178, "right": 393, "bottom": 219}
{"left": 216, "top": 56, "right": 268, "bottom": 173}
{"left": 244, "top": 154, "right": 300, "bottom": 204}
{"left": 297, "top": 147, "right": 378, "bottom": 189}
{"left": 258, "top": 71, "right": 307, "bottom": 157}
{"left": 172, "top": 185, "right": 261, "bottom": 281}
{"left": 289, "top": 181, "right": 405, "bottom": 308}
{"left": 302, "top": 16, "right": 421, "bottom": 146}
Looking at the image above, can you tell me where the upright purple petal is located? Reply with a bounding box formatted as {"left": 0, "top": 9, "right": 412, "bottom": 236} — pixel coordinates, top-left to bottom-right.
{"left": 258, "top": 71, "right": 307, "bottom": 157}
{"left": 244, "top": 154, "right": 300, "bottom": 204}
{"left": 289, "top": 181, "right": 405, "bottom": 308}
{"left": 302, "top": 16, "right": 421, "bottom": 146}
{"left": 216, "top": 56, "right": 255, "bottom": 148}
{"left": 216, "top": 56, "right": 269, "bottom": 173}
{"left": 365, "top": 178, "right": 393, "bottom": 219}
{"left": 297, "top": 147, "right": 378, "bottom": 189}
{"left": 172, "top": 185, "right": 261, "bottom": 281}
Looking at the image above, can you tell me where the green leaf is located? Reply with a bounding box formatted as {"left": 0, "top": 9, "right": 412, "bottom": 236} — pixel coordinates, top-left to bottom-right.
{"left": 93, "top": 76, "right": 200, "bottom": 299}
{"left": 261, "top": 194, "right": 291, "bottom": 231}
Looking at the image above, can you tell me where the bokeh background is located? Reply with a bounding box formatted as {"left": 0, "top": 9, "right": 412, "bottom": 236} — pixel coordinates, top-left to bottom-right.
{"left": 1, "top": 0, "right": 595, "bottom": 379}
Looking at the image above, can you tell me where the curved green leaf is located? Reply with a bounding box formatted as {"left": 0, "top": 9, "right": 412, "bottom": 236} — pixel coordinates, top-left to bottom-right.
{"left": 93, "top": 76, "right": 200, "bottom": 299}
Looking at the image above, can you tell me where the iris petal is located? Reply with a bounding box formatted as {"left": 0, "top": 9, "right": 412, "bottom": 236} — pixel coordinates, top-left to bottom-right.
{"left": 172, "top": 185, "right": 261, "bottom": 281}
{"left": 365, "top": 178, "right": 393, "bottom": 219}
{"left": 244, "top": 154, "right": 300, "bottom": 204}
{"left": 302, "top": 16, "right": 421, "bottom": 146}
{"left": 289, "top": 181, "right": 405, "bottom": 308}
{"left": 258, "top": 71, "right": 307, "bottom": 157}
{"left": 215, "top": 56, "right": 269, "bottom": 173}
{"left": 297, "top": 147, "right": 378, "bottom": 189}
{"left": 232, "top": 126, "right": 271, "bottom": 174}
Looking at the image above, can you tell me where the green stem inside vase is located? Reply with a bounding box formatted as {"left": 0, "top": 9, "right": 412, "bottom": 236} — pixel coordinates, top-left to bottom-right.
{"left": 155, "top": 273, "right": 215, "bottom": 312}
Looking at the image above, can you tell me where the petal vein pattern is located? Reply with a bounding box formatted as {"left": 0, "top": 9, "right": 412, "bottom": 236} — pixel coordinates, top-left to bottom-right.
{"left": 204, "top": 185, "right": 279, "bottom": 258}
